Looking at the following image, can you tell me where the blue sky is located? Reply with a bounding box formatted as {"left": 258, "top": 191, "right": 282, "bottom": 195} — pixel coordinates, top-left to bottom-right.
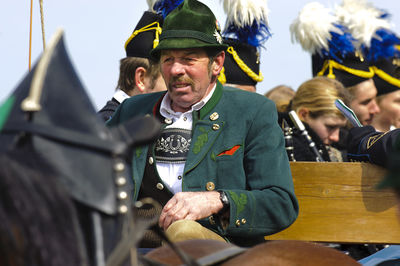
{"left": 1, "top": 0, "right": 399, "bottom": 110}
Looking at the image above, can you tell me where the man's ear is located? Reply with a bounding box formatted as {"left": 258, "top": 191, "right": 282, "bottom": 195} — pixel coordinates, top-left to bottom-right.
{"left": 135, "top": 67, "right": 147, "bottom": 93}
{"left": 212, "top": 51, "right": 225, "bottom": 76}
{"left": 297, "top": 108, "right": 309, "bottom": 121}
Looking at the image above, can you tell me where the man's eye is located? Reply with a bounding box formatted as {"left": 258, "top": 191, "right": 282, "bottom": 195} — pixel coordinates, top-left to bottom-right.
{"left": 360, "top": 99, "right": 372, "bottom": 105}
{"left": 183, "top": 57, "right": 194, "bottom": 62}
{"left": 162, "top": 57, "right": 172, "bottom": 63}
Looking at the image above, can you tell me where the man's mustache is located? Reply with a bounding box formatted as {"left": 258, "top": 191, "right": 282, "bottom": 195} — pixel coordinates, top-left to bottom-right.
{"left": 169, "top": 77, "right": 195, "bottom": 88}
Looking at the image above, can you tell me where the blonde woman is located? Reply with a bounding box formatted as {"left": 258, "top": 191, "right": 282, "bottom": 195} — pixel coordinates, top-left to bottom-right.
{"left": 279, "top": 76, "right": 350, "bottom": 162}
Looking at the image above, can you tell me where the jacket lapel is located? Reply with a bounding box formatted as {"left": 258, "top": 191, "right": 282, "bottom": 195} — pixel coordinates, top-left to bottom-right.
{"left": 184, "top": 82, "right": 224, "bottom": 175}
{"left": 184, "top": 119, "right": 224, "bottom": 175}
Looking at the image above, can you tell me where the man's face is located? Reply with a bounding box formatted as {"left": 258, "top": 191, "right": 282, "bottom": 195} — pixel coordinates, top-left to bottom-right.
{"left": 349, "top": 79, "right": 380, "bottom": 125}
{"left": 160, "top": 48, "right": 223, "bottom": 112}
{"left": 374, "top": 90, "right": 400, "bottom": 129}
{"left": 303, "top": 114, "right": 347, "bottom": 145}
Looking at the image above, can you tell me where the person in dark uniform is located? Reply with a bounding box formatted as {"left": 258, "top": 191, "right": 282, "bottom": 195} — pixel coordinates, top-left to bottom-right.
{"left": 290, "top": 1, "right": 381, "bottom": 162}
{"left": 347, "top": 123, "right": 400, "bottom": 266}
{"left": 107, "top": 0, "right": 298, "bottom": 248}
{"left": 369, "top": 32, "right": 400, "bottom": 132}
{"left": 278, "top": 76, "right": 349, "bottom": 162}
{"left": 98, "top": 7, "right": 167, "bottom": 121}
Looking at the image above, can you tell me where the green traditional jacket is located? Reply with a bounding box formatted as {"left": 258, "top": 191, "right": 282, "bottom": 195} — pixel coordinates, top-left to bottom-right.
{"left": 107, "top": 82, "right": 298, "bottom": 246}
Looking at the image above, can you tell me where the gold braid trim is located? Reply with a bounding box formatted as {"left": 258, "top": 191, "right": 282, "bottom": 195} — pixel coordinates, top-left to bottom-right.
{"left": 317, "top": 59, "right": 375, "bottom": 79}
{"left": 226, "top": 46, "right": 264, "bottom": 82}
{"left": 124, "top": 21, "right": 162, "bottom": 50}
{"left": 371, "top": 66, "right": 400, "bottom": 88}
{"left": 218, "top": 67, "right": 227, "bottom": 84}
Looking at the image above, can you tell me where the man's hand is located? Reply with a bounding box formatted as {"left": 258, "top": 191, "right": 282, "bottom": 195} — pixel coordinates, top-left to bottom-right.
{"left": 159, "top": 191, "right": 223, "bottom": 230}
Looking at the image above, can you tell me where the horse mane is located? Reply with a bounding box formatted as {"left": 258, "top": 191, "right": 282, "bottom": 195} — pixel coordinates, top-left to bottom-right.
{"left": 0, "top": 145, "right": 86, "bottom": 266}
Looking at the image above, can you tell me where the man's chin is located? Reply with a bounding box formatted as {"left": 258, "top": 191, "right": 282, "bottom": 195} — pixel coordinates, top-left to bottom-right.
{"left": 170, "top": 97, "right": 194, "bottom": 112}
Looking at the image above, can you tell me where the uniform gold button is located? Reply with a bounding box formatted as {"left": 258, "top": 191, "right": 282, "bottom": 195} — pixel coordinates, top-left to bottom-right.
{"left": 241, "top": 218, "right": 247, "bottom": 224}
{"left": 235, "top": 219, "right": 241, "bottom": 226}
{"left": 212, "top": 124, "right": 220, "bottom": 131}
{"left": 156, "top": 183, "right": 164, "bottom": 190}
{"left": 209, "top": 112, "right": 219, "bottom": 121}
{"left": 119, "top": 205, "right": 128, "bottom": 214}
{"left": 183, "top": 116, "right": 187, "bottom": 121}
{"left": 178, "top": 175, "right": 182, "bottom": 180}
{"left": 209, "top": 215, "right": 216, "bottom": 225}
{"left": 113, "top": 162, "right": 125, "bottom": 172}
{"left": 206, "top": 182, "right": 215, "bottom": 191}
{"left": 116, "top": 176, "right": 127, "bottom": 186}
{"left": 165, "top": 118, "right": 172, "bottom": 124}
{"left": 118, "top": 191, "right": 128, "bottom": 200}
{"left": 149, "top": 156, "right": 154, "bottom": 165}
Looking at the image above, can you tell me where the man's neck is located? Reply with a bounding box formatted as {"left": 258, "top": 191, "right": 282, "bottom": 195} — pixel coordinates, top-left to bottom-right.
{"left": 371, "top": 118, "right": 390, "bottom": 132}
{"left": 170, "top": 82, "right": 217, "bottom": 113}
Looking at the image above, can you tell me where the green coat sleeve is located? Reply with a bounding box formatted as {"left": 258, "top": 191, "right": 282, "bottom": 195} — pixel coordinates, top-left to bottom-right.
{"left": 217, "top": 99, "right": 298, "bottom": 238}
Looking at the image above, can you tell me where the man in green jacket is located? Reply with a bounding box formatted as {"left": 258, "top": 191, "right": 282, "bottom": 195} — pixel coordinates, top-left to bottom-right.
{"left": 107, "top": 0, "right": 298, "bottom": 247}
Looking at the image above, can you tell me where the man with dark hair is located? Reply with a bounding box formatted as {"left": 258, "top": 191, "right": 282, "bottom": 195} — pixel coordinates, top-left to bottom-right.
{"left": 107, "top": 0, "right": 298, "bottom": 248}
{"left": 98, "top": 10, "right": 167, "bottom": 121}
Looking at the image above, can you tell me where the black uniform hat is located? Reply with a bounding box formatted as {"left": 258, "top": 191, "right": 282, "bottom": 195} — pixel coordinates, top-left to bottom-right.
{"left": 365, "top": 25, "right": 400, "bottom": 96}
{"left": 124, "top": 0, "right": 188, "bottom": 59}
{"left": 222, "top": 38, "right": 261, "bottom": 86}
{"left": 373, "top": 52, "right": 400, "bottom": 96}
{"left": 291, "top": 2, "right": 373, "bottom": 88}
{"left": 0, "top": 29, "right": 160, "bottom": 215}
{"left": 124, "top": 11, "right": 163, "bottom": 58}
{"left": 313, "top": 53, "right": 373, "bottom": 88}
{"left": 334, "top": 0, "right": 400, "bottom": 91}
{"left": 218, "top": 0, "right": 270, "bottom": 86}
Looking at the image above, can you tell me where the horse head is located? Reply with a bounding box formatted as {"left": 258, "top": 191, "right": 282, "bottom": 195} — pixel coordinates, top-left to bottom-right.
{"left": 0, "top": 29, "right": 161, "bottom": 266}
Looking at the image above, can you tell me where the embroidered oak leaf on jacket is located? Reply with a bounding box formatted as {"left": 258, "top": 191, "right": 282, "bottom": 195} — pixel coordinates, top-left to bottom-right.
{"left": 229, "top": 191, "right": 247, "bottom": 216}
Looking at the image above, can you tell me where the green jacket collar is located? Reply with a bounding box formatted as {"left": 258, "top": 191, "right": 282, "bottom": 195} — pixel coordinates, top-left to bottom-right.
{"left": 152, "top": 81, "right": 223, "bottom": 120}
{"left": 198, "top": 81, "right": 223, "bottom": 120}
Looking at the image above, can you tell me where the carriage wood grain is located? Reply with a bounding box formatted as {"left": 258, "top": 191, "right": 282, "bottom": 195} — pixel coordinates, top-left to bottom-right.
{"left": 266, "top": 162, "right": 400, "bottom": 244}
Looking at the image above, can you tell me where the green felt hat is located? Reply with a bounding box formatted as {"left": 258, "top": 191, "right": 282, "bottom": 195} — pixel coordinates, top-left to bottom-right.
{"left": 150, "top": 0, "right": 227, "bottom": 60}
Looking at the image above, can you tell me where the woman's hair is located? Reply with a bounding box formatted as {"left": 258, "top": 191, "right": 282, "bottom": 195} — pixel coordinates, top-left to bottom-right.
{"left": 0, "top": 148, "right": 84, "bottom": 266}
{"left": 290, "top": 76, "right": 351, "bottom": 119}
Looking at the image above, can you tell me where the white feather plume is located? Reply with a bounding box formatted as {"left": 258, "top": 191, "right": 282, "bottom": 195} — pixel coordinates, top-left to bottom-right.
{"left": 290, "top": 2, "right": 341, "bottom": 54}
{"left": 220, "top": 0, "right": 270, "bottom": 29}
{"left": 146, "top": 0, "right": 158, "bottom": 12}
{"left": 335, "top": 0, "right": 391, "bottom": 48}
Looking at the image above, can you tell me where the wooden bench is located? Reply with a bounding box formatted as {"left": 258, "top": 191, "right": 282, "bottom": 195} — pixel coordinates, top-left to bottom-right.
{"left": 266, "top": 162, "right": 400, "bottom": 244}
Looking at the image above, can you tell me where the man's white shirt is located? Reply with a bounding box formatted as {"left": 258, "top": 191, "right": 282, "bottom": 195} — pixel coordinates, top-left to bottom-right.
{"left": 157, "top": 85, "right": 216, "bottom": 194}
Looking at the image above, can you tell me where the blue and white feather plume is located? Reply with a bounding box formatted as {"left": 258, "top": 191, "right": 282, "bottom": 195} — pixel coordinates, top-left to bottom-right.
{"left": 335, "top": 0, "right": 400, "bottom": 62}
{"left": 290, "top": 2, "right": 355, "bottom": 63}
{"left": 221, "top": 0, "right": 271, "bottom": 48}
{"left": 148, "top": 0, "right": 184, "bottom": 18}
